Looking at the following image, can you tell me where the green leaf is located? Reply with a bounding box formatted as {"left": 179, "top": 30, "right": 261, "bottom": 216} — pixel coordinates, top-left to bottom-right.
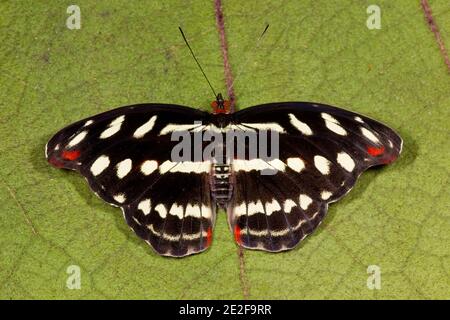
{"left": 0, "top": 0, "right": 449, "bottom": 299}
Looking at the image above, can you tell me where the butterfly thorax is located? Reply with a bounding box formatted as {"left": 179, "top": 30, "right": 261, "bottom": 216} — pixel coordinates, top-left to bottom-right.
{"left": 211, "top": 93, "right": 231, "bottom": 115}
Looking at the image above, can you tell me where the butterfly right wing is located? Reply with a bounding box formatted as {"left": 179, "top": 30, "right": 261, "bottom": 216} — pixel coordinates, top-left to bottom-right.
{"left": 227, "top": 102, "right": 402, "bottom": 252}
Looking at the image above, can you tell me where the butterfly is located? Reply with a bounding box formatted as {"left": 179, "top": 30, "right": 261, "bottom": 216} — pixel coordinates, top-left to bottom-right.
{"left": 45, "top": 92, "right": 402, "bottom": 257}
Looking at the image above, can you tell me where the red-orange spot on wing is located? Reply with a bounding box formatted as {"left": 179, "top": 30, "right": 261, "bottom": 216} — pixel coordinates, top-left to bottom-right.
{"left": 382, "top": 154, "right": 398, "bottom": 164}
{"left": 367, "top": 146, "right": 385, "bottom": 156}
{"left": 48, "top": 156, "right": 64, "bottom": 168}
{"left": 206, "top": 227, "right": 212, "bottom": 247}
{"left": 62, "top": 150, "right": 81, "bottom": 161}
{"left": 234, "top": 224, "right": 242, "bottom": 244}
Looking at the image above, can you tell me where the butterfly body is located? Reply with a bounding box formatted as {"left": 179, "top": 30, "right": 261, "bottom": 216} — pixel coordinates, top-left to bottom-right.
{"left": 211, "top": 163, "right": 233, "bottom": 206}
{"left": 46, "top": 98, "right": 402, "bottom": 257}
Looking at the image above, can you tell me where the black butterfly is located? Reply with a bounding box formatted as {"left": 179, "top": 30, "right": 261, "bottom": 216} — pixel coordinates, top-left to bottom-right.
{"left": 46, "top": 92, "right": 402, "bottom": 257}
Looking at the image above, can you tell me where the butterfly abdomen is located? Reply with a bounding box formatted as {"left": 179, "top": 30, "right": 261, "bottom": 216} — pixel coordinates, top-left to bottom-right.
{"left": 210, "top": 163, "right": 233, "bottom": 206}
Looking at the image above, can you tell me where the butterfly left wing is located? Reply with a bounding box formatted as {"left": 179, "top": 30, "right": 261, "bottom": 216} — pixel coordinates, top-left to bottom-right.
{"left": 228, "top": 102, "right": 402, "bottom": 252}
{"left": 46, "top": 103, "right": 215, "bottom": 256}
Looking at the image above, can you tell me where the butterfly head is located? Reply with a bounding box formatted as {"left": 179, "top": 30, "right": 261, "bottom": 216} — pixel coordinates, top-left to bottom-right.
{"left": 211, "top": 93, "right": 231, "bottom": 114}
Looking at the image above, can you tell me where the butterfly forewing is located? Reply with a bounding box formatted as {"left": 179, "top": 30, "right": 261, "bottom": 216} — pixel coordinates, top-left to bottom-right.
{"left": 46, "top": 104, "right": 210, "bottom": 202}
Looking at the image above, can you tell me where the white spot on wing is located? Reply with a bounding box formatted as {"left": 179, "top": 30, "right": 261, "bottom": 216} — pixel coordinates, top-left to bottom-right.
{"left": 288, "top": 113, "right": 313, "bottom": 135}
{"left": 201, "top": 205, "right": 212, "bottom": 219}
{"left": 138, "top": 199, "right": 151, "bottom": 215}
{"left": 314, "top": 155, "right": 331, "bottom": 175}
{"left": 132, "top": 216, "right": 141, "bottom": 226}
{"left": 100, "top": 115, "right": 125, "bottom": 139}
{"left": 265, "top": 199, "right": 281, "bottom": 216}
{"left": 110, "top": 115, "right": 125, "bottom": 126}
{"left": 287, "top": 157, "right": 305, "bottom": 173}
{"left": 240, "top": 214, "right": 309, "bottom": 237}
{"left": 169, "top": 203, "right": 184, "bottom": 219}
{"left": 159, "top": 160, "right": 211, "bottom": 174}
{"left": 141, "top": 160, "right": 158, "bottom": 175}
{"left": 354, "top": 116, "right": 364, "bottom": 123}
{"left": 247, "top": 200, "right": 264, "bottom": 216}
{"left": 159, "top": 123, "right": 203, "bottom": 135}
{"left": 311, "top": 211, "right": 321, "bottom": 220}
{"left": 299, "top": 194, "right": 313, "bottom": 210}
{"left": 361, "top": 127, "right": 380, "bottom": 143}
{"left": 202, "top": 124, "right": 223, "bottom": 134}
{"left": 234, "top": 202, "right": 247, "bottom": 217}
{"left": 116, "top": 159, "right": 132, "bottom": 179}
{"left": 67, "top": 131, "right": 87, "bottom": 148}
{"left": 133, "top": 115, "right": 157, "bottom": 138}
{"left": 321, "top": 191, "right": 332, "bottom": 200}
{"left": 100, "top": 126, "right": 121, "bottom": 139}
{"left": 321, "top": 113, "right": 338, "bottom": 123}
{"left": 337, "top": 152, "right": 355, "bottom": 172}
{"left": 240, "top": 122, "right": 285, "bottom": 133}
{"left": 185, "top": 204, "right": 201, "bottom": 218}
{"left": 182, "top": 231, "right": 208, "bottom": 241}
{"left": 283, "top": 199, "right": 297, "bottom": 213}
{"left": 326, "top": 121, "right": 347, "bottom": 135}
{"left": 83, "top": 120, "right": 94, "bottom": 127}
{"left": 232, "top": 159, "right": 285, "bottom": 172}
{"left": 158, "top": 161, "right": 179, "bottom": 174}
{"left": 243, "top": 229, "right": 268, "bottom": 237}
{"left": 155, "top": 204, "right": 167, "bottom": 218}
{"left": 113, "top": 193, "right": 126, "bottom": 203}
{"left": 90, "top": 155, "right": 110, "bottom": 176}
{"left": 321, "top": 113, "right": 347, "bottom": 136}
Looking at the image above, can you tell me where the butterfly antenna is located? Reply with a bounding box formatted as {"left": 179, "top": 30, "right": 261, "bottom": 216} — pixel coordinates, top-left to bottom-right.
{"left": 229, "top": 24, "right": 269, "bottom": 92}
{"left": 179, "top": 27, "right": 217, "bottom": 99}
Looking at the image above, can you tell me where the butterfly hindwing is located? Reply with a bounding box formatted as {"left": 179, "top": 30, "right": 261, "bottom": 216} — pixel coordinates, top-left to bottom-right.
{"left": 123, "top": 169, "right": 215, "bottom": 257}
{"left": 229, "top": 169, "right": 327, "bottom": 252}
